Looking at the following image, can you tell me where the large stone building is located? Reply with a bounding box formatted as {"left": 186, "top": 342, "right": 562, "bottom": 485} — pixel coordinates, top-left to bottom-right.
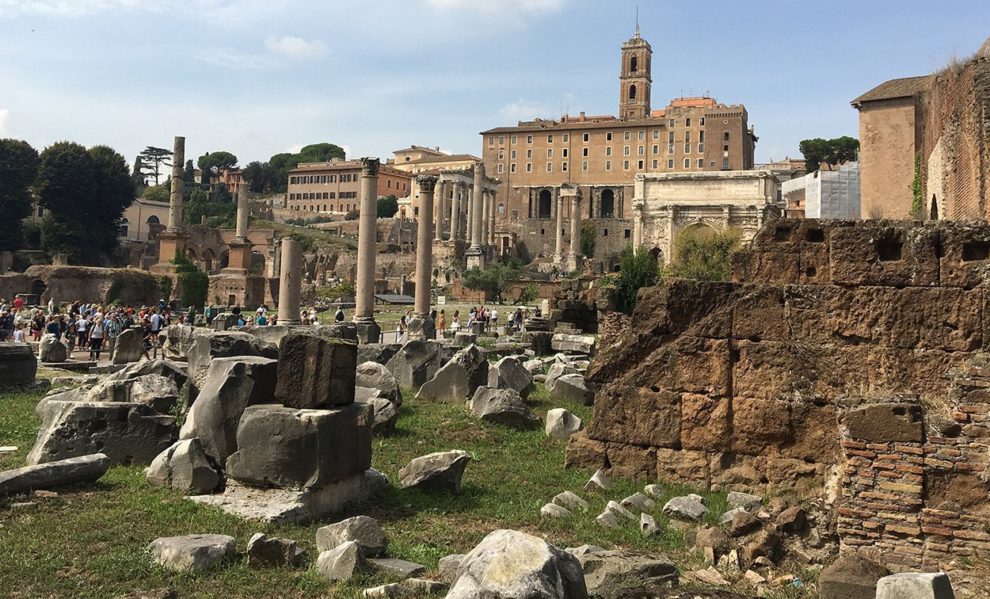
{"left": 389, "top": 148, "right": 482, "bottom": 219}
{"left": 852, "top": 39, "right": 990, "bottom": 220}
{"left": 481, "top": 28, "right": 757, "bottom": 265}
{"left": 285, "top": 159, "right": 412, "bottom": 215}
{"left": 632, "top": 170, "right": 780, "bottom": 262}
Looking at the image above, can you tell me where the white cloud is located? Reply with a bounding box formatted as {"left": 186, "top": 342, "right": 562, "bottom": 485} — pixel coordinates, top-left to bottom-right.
{"left": 498, "top": 99, "right": 557, "bottom": 121}
{"left": 0, "top": 108, "right": 8, "bottom": 135}
{"left": 264, "top": 35, "right": 326, "bottom": 59}
{"left": 425, "top": 0, "right": 566, "bottom": 15}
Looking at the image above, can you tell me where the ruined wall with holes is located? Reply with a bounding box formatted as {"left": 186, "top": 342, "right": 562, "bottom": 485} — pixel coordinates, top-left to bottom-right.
{"left": 921, "top": 57, "right": 990, "bottom": 220}
{"left": 566, "top": 219, "right": 990, "bottom": 570}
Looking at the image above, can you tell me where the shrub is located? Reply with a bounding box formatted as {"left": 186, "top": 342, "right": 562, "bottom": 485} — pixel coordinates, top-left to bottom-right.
{"left": 669, "top": 227, "right": 740, "bottom": 282}
{"left": 608, "top": 244, "right": 662, "bottom": 315}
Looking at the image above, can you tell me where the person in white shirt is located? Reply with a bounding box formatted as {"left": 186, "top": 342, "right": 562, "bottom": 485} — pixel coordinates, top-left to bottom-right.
{"left": 88, "top": 318, "right": 106, "bottom": 361}
{"left": 75, "top": 316, "right": 89, "bottom": 350}
{"left": 490, "top": 308, "right": 499, "bottom": 332}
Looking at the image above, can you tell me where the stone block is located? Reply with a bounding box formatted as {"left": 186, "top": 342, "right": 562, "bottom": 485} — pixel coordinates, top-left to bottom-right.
{"left": 148, "top": 534, "right": 236, "bottom": 573}
{"left": 276, "top": 333, "right": 357, "bottom": 409}
{"left": 680, "top": 394, "right": 731, "bottom": 451}
{"left": 187, "top": 331, "right": 278, "bottom": 400}
{"left": 731, "top": 397, "right": 793, "bottom": 454}
{"left": 938, "top": 221, "right": 990, "bottom": 288}
{"left": 225, "top": 403, "right": 372, "bottom": 489}
{"left": 818, "top": 555, "right": 891, "bottom": 599}
{"left": 0, "top": 343, "right": 36, "bottom": 386}
{"left": 605, "top": 442, "right": 656, "bottom": 481}
{"left": 469, "top": 386, "right": 540, "bottom": 429}
{"left": 416, "top": 344, "right": 487, "bottom": 404}
{"left": 356, "top": 361, "right": 402, "bottom": 406}
{"left": 385, "top": 340, "right": 445, "bottom": 388}
{"left": 0, "top": 453, "right": 110, "bottom": 496}
{"left": 731, "top": 250, "right": 801, "bottom": 285}
{"left": 586, "top": 386, "right": 680, "bottom": 447}
{"left": 563, "top": 431, "right": 607, "bottom": 471}
{"left": 545, "top": 408, "right": 582, "bottom": 440}
{"left": 487, "top": 357, "right": 535, "bottom": 400}
{"left": 39, "top": 333, "right": 67, "bottom": 363}
{"left": 829, "top": 223, "right": 940, "bottom": 287}
{"left": 550, "top": 373, "right": 594, "bottom": 406}
{"left": 844, "top": 402, "right": 923, "bottom": 443}
{"left": 875, "top": 572, "right": 955, "bottom": 599}
{"left": 146, "top": 438, "right": 221, "bottom": 495}
{"left": 111, "top": 328, "right": 143, "bottom": 364}
{"left": 357, "top": 343, "right": 401, "bottom": 366}
{"left": 397, "top": 450, "right": 470, "bottom": 493}
{"left": 27, "top": 401, "right": 176, "bottom": 466}
{"left": 316, "top": 515, "right": 387, "bottom": 556}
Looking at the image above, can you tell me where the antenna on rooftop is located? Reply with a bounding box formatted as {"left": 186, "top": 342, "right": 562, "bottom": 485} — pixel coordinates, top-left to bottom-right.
{"left": 635, "top": 4, "right": 640, "bottom": 36}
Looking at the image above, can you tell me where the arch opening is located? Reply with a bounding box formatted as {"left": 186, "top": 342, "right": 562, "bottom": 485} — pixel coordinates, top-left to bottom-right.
{"left": 537, "top": 189, "right": 552, "bottom": 219}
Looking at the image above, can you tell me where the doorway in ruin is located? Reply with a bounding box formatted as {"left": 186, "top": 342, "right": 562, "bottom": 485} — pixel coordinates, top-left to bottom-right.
{"left": 600, "top": 189, "right": 615, "bottom": 218}
{"left": 537, "top": 189, "right": 552, "bottom": 219}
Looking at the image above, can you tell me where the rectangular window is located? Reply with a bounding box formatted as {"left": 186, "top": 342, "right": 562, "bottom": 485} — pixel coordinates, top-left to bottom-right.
{"left": 684, "top": 158, "right": 691, "bottom": 168}
{"left": 722, "top": 157, "right": 730, "bottom": 169}
{"left": 686, "top": 117, "right": 692, "bottom": 127}
{"left": 498, "top": 135, "right": 505, "bottom": 145}
{"left": 497, "top": 150, "right": 504, "bottom": 160}
{"left": 637, "top": 160, "right": 644, "bottom": 170}
{"left": 685, "top": 131, "right": 691, "bottom": 143}
{"left": 668, "top": 131, "right": 674, "bottom": 143}
{"left": 652, "top": 129, "right": 660, "bottom": 140}
{"left": 562, "top": 148, "right": 568, "bottom": 158}
{"left": 684, "top": 143, "right": 691, "bottom": 153}
{"left": 606, "top": 131, "right": 613, "bottom": 142}
{"left": 583, "top": 133, "right": 590, "bottom": 142}
{"left": 623, "top": 146, "right": 630, "bottom": 156}
{"left": 488, "top": 136, "right": 494, "bottom": 147}
{"left": 638, "top": 130, "right": 645, "bottom": 140}
{"left": 698, "top": 159, "right": 704, "bottom": 168}
{"left": 652, "top": 144, "right": 659, "bottom": 154}
{"left": 668, "top": 118, "right": 675, "bottom": 127}
{"left": 606, "top": 146, "right": 612, "bottom": 157}
{"left": 510, "top": 163, "right": 517, "bottom": 173}
{"left": 562, "top": 133, "right": 569, "bottom": 143}
{"left": 527, "top": 135, "right": 533, "bottom": 144}
{"left": 582, "top": 147, "right": 589, "bottom": 157}
{"left": 526, "top": 163, "right": 532, "bottom": 172}
{"left": 510, "top": 150, "right": 517, "bottom": 159}
{"left": 582, "top": 160, "right": 589, "bottom": 171}
{"left": 698, "top": 144, "right": 704, "bottom": 153}
{"left": 546, "top": 162, "right": 553, "bottom": 172}
{"left": 623, "top": 160, "right": 630, "bottom": 170}
{"left": 638, "top": 145, "right": 645, "bottom": 156}
{"left": 668, "top": 144, "right": 674, "bottom": 154}
{"left": 562, "top": 162, "right": 568, "bottom": 172}
{"left": 624, "top": 131, "right": 631, "bottom": 141}
{"left": 497, "top": 163, "right": 504, "bottom": 173}
{"left": 526, "top": 149, "right": 533, "bottom": 158}
{"left": 547, "top": 148, "right": 553, "bottom": 158}
{"left": 652, "top": 159, "right": 658, "bottom": 169}
{"left": 624, "top": 229, "right": 631, "bottom": 238}
{"left": 723, "top": 131, "right": 730, "bottom": 141}
{"left": 699, "top": 131, "right": 705, "bottom": 142}
{"left": 723, "top": 145, "right": 729, "bottom": 152}
{"left": 668, "top": 159, "right": 674, "bottom": 168}
{"left": 511, "top": 134, "right": 517, "bottom": 144}
{"left": 605, "top": 160, "right": 612, "bottom": 171}
{"left": 700, "top": 117, "right": 706, "bottom": 126}
{"left": 547, "top": 134, "right": 553, "bottom": 143}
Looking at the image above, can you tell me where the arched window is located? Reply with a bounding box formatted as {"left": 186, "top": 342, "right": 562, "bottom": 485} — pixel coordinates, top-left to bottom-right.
{"left": 118, "top": 218, "right": 129, "bottom": 238}
{"left": 600, "top": 189, "right": 615, "bottom": 218}
{"left": 146, "top": 215, "right": 160, "bottom": 225}
{"left": 629, "top": 84, "right": 637, "bottom": 100}
{"left": 630, "top": 55, "right": 638, "bottom": 72}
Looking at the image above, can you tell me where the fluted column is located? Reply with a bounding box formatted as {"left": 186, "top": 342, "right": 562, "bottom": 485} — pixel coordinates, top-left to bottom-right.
{"left": 449, "top": 182, "right": 460, "bottom": 241}
{"left": 434, "top": 180, "right": 445, "bottom": 242}
{"left": 554, "top": 193, "right": 564, "bottom": 264}
{"left": 481, "top": 187, "right": 490, "bottom": 246}
{"left": 568, "top": 191, "right": 582, "bottom": 268}
{"left": 414, "top": 176, "right": 436, "bottom": 317}
{"left": 353, "top": 158, "right": 381, "bottom": 342}
{"left": 167, "top": 136, "right": 184, "bottom": 231}
{"left": 465, "top": 184, "right": 474, "bottom": 243}
{"left": 487, "top": 189, "right": 496, "bottom": 245}
{"left": 470, "top": 164, "right": 484, "bottom": 250}
{"left": 277, "top": 237, "right": 302, "bottom": 325}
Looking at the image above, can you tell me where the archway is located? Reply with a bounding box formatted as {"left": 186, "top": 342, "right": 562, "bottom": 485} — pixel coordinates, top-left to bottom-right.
{"left": 202, "top": 249, "right": 216, "bottom": 273}
{"left": 147, "top": 215, "right": 160, "bottom": 225}
{"left": 600, "top": 189, "right": 615, "bottom": 218}
{"left": 538, "top": 189, "right": 552, "bottom": 219}
{"left": 629, "top": 84, "right": 637, "bottom": 100}
{"left": 630, "top": 55, "right": 638, "bottom": 72}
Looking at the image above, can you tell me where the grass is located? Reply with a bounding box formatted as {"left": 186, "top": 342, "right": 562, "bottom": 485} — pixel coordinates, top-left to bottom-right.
{"left": 1, "top": 378, "right": 792, "bottom": 598}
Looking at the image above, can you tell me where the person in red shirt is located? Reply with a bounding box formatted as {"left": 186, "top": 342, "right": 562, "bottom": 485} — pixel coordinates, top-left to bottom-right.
{"left": 12, "top": 296, "right": 24, "bottom": 311}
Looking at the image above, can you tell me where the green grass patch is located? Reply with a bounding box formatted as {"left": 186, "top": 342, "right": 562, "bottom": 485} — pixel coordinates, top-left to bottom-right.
{"left": 1, "top": 382, "right": 741, "bottom": 598}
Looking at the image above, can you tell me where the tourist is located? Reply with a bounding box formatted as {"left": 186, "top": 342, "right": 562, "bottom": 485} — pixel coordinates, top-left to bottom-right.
{"left": 12, "top": 295, "right": 24, "bottom": 311}
{"left": 256, "top": 311, "right": 268, "bottom": 326}
{"left": 437, "top": 309, "right": 446, "bottom": 334}
{"left": 204, "top": 305, "right": 214, "bottom": 325}
{"left": 148, "top": 308, "right": 162, "bottom": 358}
{"left": 0, "top": 310, "right": 14, "bottom": 341}
{"left": 513, "top": 307, "right": 524, "bottom": 331}
{"left": 65, "top": 318, "right": 77, "bottom": 352}
{"left": 44, "top": 315, "right": 60, "bottom": 337}
{"left": 451, "top": 309, "right": 461, "bottom": 332}
{"left": 140, "top": 319, "right": 154, "bottom": 361}
{"left": 88, "top": 316, "right": 106, "bottom": 361}
{"left": 47, "top": 297, "right": 55, "bottom": 315}
{"left": 490, "top": 307, "right": 499, "bottom": 332}
{"left": 106, "top": 313, "right": 123, "bottom": 356}
{"left": 31, "top": 312, "right": 45, "bottom": 341}
{"left": 74, "top": 313, "right": 89, "bottom": 350}
{"left": 12, "top": 322, "right": 26, "bottom": 343}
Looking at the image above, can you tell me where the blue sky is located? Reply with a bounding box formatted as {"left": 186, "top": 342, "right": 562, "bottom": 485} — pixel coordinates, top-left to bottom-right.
{"left": 1, "top": 0, "right": 988, "bottom": 169}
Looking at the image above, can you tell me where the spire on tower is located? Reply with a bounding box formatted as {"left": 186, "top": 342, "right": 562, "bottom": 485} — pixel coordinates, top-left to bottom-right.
{"left": 635, "top": 4, "right": 640, "bottom": 37}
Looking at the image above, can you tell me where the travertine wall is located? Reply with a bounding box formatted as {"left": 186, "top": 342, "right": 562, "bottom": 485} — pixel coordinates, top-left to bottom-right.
{"left": 858, "top": 99, "right": 920, "bottom": 219}
{"left": 568, "top": 218, "right": 990, "bottom": 570}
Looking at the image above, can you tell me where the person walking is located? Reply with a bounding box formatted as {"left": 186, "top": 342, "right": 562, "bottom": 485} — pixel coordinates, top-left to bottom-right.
{"left": 74, "top": 313, "right": 89, "bottom": 353}
{"left": 437, "top": 309, "right": 446, "bottom": 335}
{"left": 490, "top": 307, "right": 499, "bottom": 333}
{"left": 88, "top": 316, "right": 106, "bottom": 361}
{"left": 106, "top": 313, "right": 123, "bottom": 357}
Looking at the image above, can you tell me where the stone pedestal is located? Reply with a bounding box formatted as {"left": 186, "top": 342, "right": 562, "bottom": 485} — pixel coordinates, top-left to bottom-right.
{"left": 406, "top": 315, "right": 436, "bottom": 342}
{"left": 355, "top": 320, "right": 382, "bottom": 345}
{"left": 151, "top": 230, "right": 189, "bottom": 273}
{"left": 225, "top": 239, "right": 253, "bottom": 273}
{"left": 0, "top": 343, "right": 37, "bottom": 386}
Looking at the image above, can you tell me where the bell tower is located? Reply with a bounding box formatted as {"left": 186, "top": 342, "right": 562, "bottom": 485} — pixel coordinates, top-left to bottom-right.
{"left": 619, "top": 26, "right": 652, "bottom": 119}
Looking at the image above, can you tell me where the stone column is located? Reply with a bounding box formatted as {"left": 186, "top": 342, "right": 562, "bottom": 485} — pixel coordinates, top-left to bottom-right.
{"left": 487, "top": 189, "right": 496, "bottom": 245}
{"left": 470, "top": 165, "right": 484, "bottom": 250}
{"left": 408, "top": 175, "right": 437, "bottom": 341}
{"left": 481, "top": 188, "right": 490, "bottom": 245}
{"left": 277, "top": 237, "right": 302, "bottom": 325}
{"left": 353, "top": 158, "right": 381, "bottom": 343}
{"left": 554, "top": 194, "right": 564, "bottom": 264}
{"left": 449, "top": 182, "right": 460, "bottom": 241}
{"left": 465, "top": 184, "right": 474, "bottom": 243}
{"left": 167, "top": 136, "right": 184, "bottom": 231}
{"left": 434, "top": 180, "right": 445, "bottom": 242}
{"left": 632, "top": 198, "right": 645, "bottom": 253}
{"left": 562, "top": 185, "right": 582, "bottom": 272}
{"left": 235, "top": 182, "right": 249, "bottom": 240}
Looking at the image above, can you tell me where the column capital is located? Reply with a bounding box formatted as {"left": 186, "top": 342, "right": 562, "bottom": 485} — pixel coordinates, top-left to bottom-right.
{"left": 417, "top": 174, "right": 438, "bottom": 193}
{"left": 360, "top": 157, "right": 380, "bottom": 176}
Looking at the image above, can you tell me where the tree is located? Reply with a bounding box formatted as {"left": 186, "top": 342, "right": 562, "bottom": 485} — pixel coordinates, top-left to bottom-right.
{"left": 0, "top": 139, "right": 40, "bottom": 251}
{"left": 670, "top": 226, "right": 739, "bottom": 282}
{"left": 138, "top": 146, "right": 173, "bottom": 185}
{"left": 269, "top": 143, "right": 346, "bottom": 192}
{"left": 142, "top": 184, "right": 170, "bottom": 203}
{"left": 606, "top": 244, "right": 662, "bottom": 315}
{"left": 377, "top": 195, "right": 398, "bottom": 218}
{"left": 798, "top": 136, "right": 859, "bottom": 173}
{"left": 241, "top": 160, "right": 281, "bottom": 193}
{"left": 183, "top": 159, "right": 196, "bottom": 184}
{"left": 36, "top": 141, "right": 134, "bottom": 262}
{"left": 580, "top": 220, "right": 596, "bottom": 258}
{"left": 197, "top": 151, "right": 238, "bottom": 186}
{"left": 463, "top": 259, "right": 523, "bottom": 303}
{"left": 132, "top": 155, "right": 146, "bottom": 191}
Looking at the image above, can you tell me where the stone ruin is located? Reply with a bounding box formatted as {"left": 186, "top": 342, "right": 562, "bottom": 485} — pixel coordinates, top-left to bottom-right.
{"left": 568, "top": 218, "right": 990, "bottom": 571}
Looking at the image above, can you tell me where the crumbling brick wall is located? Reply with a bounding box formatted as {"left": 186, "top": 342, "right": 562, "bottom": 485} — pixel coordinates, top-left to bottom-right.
{"left": 568, "top": 218, "right": 990, "bottom": 570}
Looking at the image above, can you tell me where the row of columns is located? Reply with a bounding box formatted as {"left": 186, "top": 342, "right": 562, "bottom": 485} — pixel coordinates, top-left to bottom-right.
{"left": 431, "top": 172, "right": 498, "bottom": 246}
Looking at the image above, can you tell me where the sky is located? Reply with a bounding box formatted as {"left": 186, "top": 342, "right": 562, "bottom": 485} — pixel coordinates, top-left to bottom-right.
{"left": 1, "top": 0, "right": 988, "bottom": 169}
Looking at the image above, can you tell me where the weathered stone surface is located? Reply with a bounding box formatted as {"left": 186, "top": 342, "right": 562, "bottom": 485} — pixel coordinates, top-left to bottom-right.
{"left": 146, "top": 438, "right": 220, "bottom": 495}
{"left": 438, "top": 554, "right": 465, "bottom": 583}
{"left": 662, "top": 494, "right": 707, "bottom": 522}
{"left": 587, "top": 385, "right": 678, "bottom": 447}
{"left": 551, "top": 333, "right": 596, "bottom": 355}
{"left": 844, "top": 402, "right": 923, "bottom": 443}
{"left": 316, "top": 540, "right": 365, "bottom": 582}
{"left": 361, "top": 583, "right": 411, "bottom": 598}
{"left": 368, "top": 557, "right": 426, "bottom": 580}
{"left": 359, "top": 396, "right": 399, "bottom": 435}
{"left": 403, "top": 578, "right": 446, "bottom": 594}
{"left": 356, "top": 361, "right": 402, "bottom": 406}
{"left": 695, "top": 527, "right": 730, "bottom": 557}
{"left": 111, "top": 328, "right": 144, "bottom": 364}
{"left": 148, "top": 534, "right": 236, "bottom": 573}
{"left": 0, "top": 342, "right": 36, "bottom": 385}
{"left": 640, "top": 512, "right": 658, "bottom": 537}
{"left": 447, "top": 529, "right": 588, "bottom": 599}
{"left": 187, "top": 331, "right": 278, "bottom": 399}
{"left": 545, "top": 362, "right": 578, "bottom": 392}
{"left": 0, "top": 453, "right": 109, "bottom": 495}
{"left": 584, "top": 468, "right": 611, "bottom": 493}
{"left": 357, "top": 343, "right": 401, "bottom": 366}
{"left": 276, "top": 333, "right": 357, "bottom": 409}
{"left": 595, "top": 511, "right": 620, "bottom": 529}
{"left": 727, "top": 491, "right": 763, "bottom": 511}
{"left": 469, "top": 386, "right": 540, "bottom": 428}
{"left": 316, "top": 515, "right": 387, "bottom": 557}
{"left": 776, "top": 506, "right": 806, "bottom": 532}
{"left": 226, "top": 403, "right": 372, "bottom": 489}
{"left": 606, "top": 500, "right": 636, "bottom": 521}
{"left": 571, "top": 547, "right": 678, "bottom": 597}
{"left": 397, "top": 450, "right": 470, "bottom": 493}
{"left": 524, "top": 358, "right": 545, "bottom": 375}
{"left": 162, "top": 323, "right": 199, "bottom": 360}
{"left": 27, "top": 401, "right": 176, "bottom": 466}
{"left": 729, "top": 511, "right": 761, "bottom": 537}
{"left": 246, "top": 533, "right": 306, "bottom": 568}
{"left": 416, "top": 344, "right": 488, "bottom": 404}
{"left": 620, "top": 492, "right": 656, "bottom": 513}
{"left": 87, "top": 374, "right": 179, "bottom": 414}
{"left": 550, "top": 373, "right": 594, "bottom": 405}
{"left": 179, "top": 356, "right": 277, "bottom": 465}
{"left": 541, "top": 503, "right": 572, "bottom": 518}
{"left": 189, "top": 470, "right": 386, "bottom": 523}
{"left": 818, "top": 555, "right": 891, "bottom": 599}
{"left": 385, "top": 340, "right": 447, "bottom": 388}
{"left": 552, "top": 491, "right": 589, "bottom": 512}
{"left": 39, "top": 333, "right": 68, "bottom": 363}
{"left": 546, "top": 408, "right": 583, "bottom": 440}
{"left": 875, "top": 572, "right": 955, "bottom": 599}
{"left": 487, "top": 357, "right": 535, "bottom": 400}
{"left": 739, "top": 529, "right": 780, "bottom": 566}
{"left": 106, "top": 359, "right": 188, "bottom": 390}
